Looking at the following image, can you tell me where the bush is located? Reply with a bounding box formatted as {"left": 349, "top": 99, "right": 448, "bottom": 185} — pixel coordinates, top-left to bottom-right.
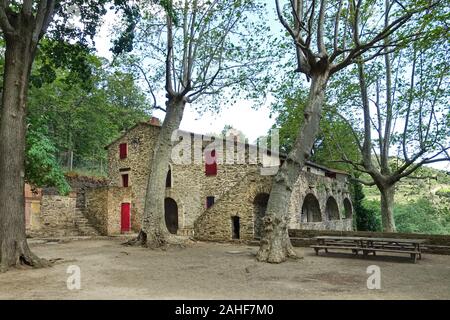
{"left": 351, "top": 181, "right": 382, "bottom": 231}
{"left": 436, "top": 188, "right": 450, "bottom": 198}
{"left": 394, "top": 198, "right": 450, "bottom": 235}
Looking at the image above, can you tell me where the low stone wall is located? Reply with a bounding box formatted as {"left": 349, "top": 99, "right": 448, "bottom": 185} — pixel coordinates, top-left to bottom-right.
{"left": 287, "top": 229, "right": 450, "bottom": 254}
{"left": 296, "top": 219, "right": 353, "bottom": 231}
{"left": 28, "top": 194, "right": 79, "bottom": 237}
{"left": 43, "top": 174, "right": 108, "bottom": 208}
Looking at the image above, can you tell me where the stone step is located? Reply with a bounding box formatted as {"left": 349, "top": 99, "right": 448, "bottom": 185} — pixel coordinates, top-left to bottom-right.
{"left": 72, "top": 209, "right": 100, "bottom": 236}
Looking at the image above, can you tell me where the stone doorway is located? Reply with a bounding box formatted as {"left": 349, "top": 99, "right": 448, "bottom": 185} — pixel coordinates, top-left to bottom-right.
{"left": 164, "top": 198, "right": 178, "bottom": 234}
{"left": 253, "top": 193, "right": 269, "bottom": 239}
{"left": 231, "top": 216, "right": 240, "bottom": 239}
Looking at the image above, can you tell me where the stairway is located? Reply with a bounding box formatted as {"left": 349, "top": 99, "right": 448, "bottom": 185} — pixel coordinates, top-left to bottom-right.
{"left": 74, "top": 208, "right": 100, "bottom": 236}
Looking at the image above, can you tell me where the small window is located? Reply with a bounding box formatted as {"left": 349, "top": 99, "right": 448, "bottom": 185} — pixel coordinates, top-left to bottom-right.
{"left": 205, "top": 149, "right": 217, "bottom": 176}
{"left": 231, "top": 216, "right": 240, "bottom": 239}
{"left": 306, "top": 167, "right": 311, "bottom": 172}
{"left": 166, "top": 167, "right": 172, "bottom": 188}
{"left": 119, "top": 143, "right": 128, "bottom": 159}
{"left": 122, "top": 174, "right": 129, "bottom": 187}
{"left": 206, "top": 196, "right": 215, "bottom": 208}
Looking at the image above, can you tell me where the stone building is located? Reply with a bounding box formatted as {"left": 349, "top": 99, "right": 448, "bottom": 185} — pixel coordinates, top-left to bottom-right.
{"left": 84, "top": 117, "right": 353, "bottom": 241}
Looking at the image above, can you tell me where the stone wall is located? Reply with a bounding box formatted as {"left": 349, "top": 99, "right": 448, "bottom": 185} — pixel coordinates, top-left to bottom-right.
{"left": 43, "top": 174, "right": 108, "bottom": 208}
{"left": 287, "top": 229, "right": 450, "bottom": 254}
{"left": 288, "top": 171, "right": 353, "bottom": 231}
{"left": 194, "top": 169, "right": 273, "bottom": 241}
{"left": 85, "top": 187, "right": 109, "bottom": 235}
{"left": 105, "top": 122, "right": 354, "bottom": 241}
{"left": 29, "top": 194, "right": 79, "bottom": 237}
{"left": 85, "top": 186, "right": 132, "bottom": 235}
{"left": 107, "top": 123, "right": 157, "bottom": 232}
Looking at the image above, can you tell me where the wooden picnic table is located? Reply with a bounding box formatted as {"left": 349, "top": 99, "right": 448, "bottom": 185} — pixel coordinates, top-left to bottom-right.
{"left": 312, "top": 236, "right": 427, "bottom": 263}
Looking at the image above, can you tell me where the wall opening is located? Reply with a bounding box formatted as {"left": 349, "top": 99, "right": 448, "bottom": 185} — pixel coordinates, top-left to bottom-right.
{"left": 231, "top": 216, "right": 240, "bottom": 239}
{"left": 164, "top": 198, "right": 178, "bottom": 234}
{"left": 121, "top": 174, "right": 129, "bottom": 187}
{"left": 343, "top": 198, "right": 353, "bottom": 219}
{"left": 302, "top": 194, "right": 322, "bottom": 222}
{"left": 206, "top": 196, "right": 215, "bottom": 208}
{"left": 166, "top": 166, "right": 172, "bottom": 188}
{"left": 253, "top": 193, "right": 269, "bottom": 239}
{"left": 325, "top": 197, "right": 340, "bottom": 220}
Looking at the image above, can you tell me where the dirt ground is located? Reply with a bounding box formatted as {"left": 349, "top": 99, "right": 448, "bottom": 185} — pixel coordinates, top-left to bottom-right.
{"left": 0, "top": 238, "right": 449, "bottom": 299}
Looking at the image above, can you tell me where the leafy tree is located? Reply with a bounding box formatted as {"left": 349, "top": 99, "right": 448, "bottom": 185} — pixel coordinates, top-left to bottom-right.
{"left": 25, "top": 126, "right": 70, "bottom": 195}
{"left": 0, "top": 0, "right": 109, "bottom": 272}
{"left": 258, "top": 0, "right": 443, "bottom": 263}
{"left": 270, "top": 87, "right": 361, "bottom": 171}
{"left": 327, "top": 0, "right": 450, "bottom": 232}
{"left": 27, "top": 57, "right": 150, "bottom": 173}
{"left": 115, "top": 0, "right": 272, "bottom": 248}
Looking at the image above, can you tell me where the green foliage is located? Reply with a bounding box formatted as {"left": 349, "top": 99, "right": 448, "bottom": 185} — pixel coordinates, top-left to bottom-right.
{"left": 360, "top": 196, "right": 450, "bottom": 235}
{"left": 352, "top": 181, "right": 382, "bottom": 231}
{"left": 394, "top": 198, "right": 450, "bottom": 235}
{"left": 270, "top": 87, "right": 361, "bottom": 173}
{"left": 27, "top": 54, "right": 151, "bottom": 175}
{"left": 436, "top": 188, "right": 450, "bottom": 199}
{"left": 25, "top": 128, "right": 71, "bottom": 195}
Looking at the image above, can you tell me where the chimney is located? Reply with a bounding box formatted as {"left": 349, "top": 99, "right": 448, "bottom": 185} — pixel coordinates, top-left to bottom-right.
{"left": 149, "top": 117, "right": 161, "bottom": 126}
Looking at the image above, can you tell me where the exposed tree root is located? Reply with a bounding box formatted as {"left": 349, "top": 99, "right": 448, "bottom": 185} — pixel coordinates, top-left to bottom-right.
{"left": 123, "top": 229, "right": 189, "bottom": 250}
{"left": 256, "top": 215, "right": 302, "bottom": 263}
{"left": 0, "top": 239, "right": 51, "bottom": 273}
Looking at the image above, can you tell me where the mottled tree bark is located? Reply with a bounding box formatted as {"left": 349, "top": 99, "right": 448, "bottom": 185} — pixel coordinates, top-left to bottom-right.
{"left": 129, "top": 96, "right": 186, "bottom": 248}
{"left": 379, "top": 184, "right": 396, "bottom": 232}
{"left": 257, "top": 72, "right": 329, "bottom": 263}
{"left": 0, "top": 29, "right": 48, "bottom": 272}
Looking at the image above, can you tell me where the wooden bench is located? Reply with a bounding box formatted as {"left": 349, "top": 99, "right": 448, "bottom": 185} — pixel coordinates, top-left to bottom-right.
{"left": 312, "top": 236, "right": 426, "bottom": 263}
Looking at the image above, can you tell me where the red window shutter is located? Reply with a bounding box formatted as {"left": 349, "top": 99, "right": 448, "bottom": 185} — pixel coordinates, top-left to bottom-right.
{"left": 205, "top": 149, "right": 217, "bottom": 176}
{"left": 119, "top": 143, "right": 128, "bottom": 159}
{"left": 122, "top": 174, "right": 129, "bottom": 187}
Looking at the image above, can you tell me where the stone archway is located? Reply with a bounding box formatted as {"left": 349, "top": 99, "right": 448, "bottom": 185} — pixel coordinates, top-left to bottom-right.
{"left": 164, "top": 197, "right": 178, "bottom": 234}
{"left": 302, "top": 194, "right": 322, "bottom": 222}
{"left": 253, "top": 193, "right": 270, "bottom": 239}
{"left": 343, "top": 198, "right": 353, "bottom": 219}
{"left": 325, "top": 196, "right": 340, "bottom": 220}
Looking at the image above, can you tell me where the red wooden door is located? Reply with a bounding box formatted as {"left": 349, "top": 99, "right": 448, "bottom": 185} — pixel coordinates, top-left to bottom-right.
{"left": 121, "top": 203, "right": 131, "bottom": 233}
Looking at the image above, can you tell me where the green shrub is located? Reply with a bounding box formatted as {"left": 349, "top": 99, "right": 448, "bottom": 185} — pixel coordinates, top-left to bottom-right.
{"left": 394, "top": 198, "right": 450, "bottom": 235}
{"left": 351, "top": 181, "right": 382, "bottom": 231}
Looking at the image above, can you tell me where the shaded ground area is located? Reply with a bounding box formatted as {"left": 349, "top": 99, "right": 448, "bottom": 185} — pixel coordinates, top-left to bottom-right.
{"left": 0, "top": 239, "right": 449, "bottom": 299}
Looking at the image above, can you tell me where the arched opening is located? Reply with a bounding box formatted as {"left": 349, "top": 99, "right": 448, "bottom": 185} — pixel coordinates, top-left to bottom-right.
{"left": 166, "top": 165, "right": 172, "bottom": 188}
{"left": 325, "top": 197, "right": 340, "bottom": 220}
{"left": 343, "top": 198, "right": 353, "bottom": 219}
{"left": 302, "top": 194, "right": 321, "bottom": 222}
{"left": 164, "top": 197, "right": 178, "bottom": 234}
{"left": 253, "top": 193, "right": 270, "bottom": 239}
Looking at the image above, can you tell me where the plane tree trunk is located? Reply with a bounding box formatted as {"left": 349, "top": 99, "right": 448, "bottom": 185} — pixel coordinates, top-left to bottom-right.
{"left": 130, "top": 96, "right": 186, "bottom": 248}
{"left": 379, "top": 183, "right": 396, "bottom": 232}
{"left": 0, "top": 28, "right": 48, "bottom": 272}
{"left": 257, "top": 72, "right": 329, "bottom": 263}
